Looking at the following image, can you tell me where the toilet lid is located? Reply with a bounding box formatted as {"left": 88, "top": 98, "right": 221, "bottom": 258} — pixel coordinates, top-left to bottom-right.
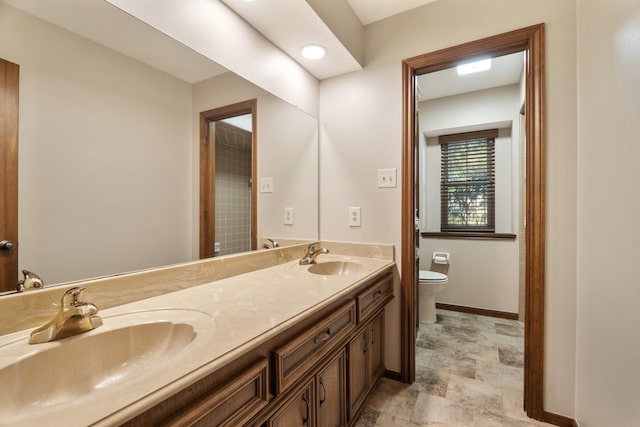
{"left": 419, "top": 270, "right": 448, "bottom": 282}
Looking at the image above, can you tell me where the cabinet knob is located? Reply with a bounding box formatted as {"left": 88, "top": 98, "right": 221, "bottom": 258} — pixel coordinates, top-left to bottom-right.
{"left": 313, "top": 328, "right": 331, "bottom": 345}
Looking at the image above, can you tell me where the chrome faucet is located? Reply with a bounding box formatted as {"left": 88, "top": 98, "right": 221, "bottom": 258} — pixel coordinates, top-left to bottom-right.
{"left": 299, "top": 242, "right": 329, "bottom": 265}
{"left": 16, "top": 269, "right": 45, "bottom": 293}
{"left": 28, "top": 287, "right": 103, "bottom": 344}
{"left": 262, "top": 238, "right": 280, "bottom": 249}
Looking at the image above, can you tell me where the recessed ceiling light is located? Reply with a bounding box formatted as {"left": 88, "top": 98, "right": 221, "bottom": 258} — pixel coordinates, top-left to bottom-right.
{"left": 301, "top": 44, "right": 327, "bottom": 60}
{"left": 457, "top": 58, "right": 492, "bottom": 75}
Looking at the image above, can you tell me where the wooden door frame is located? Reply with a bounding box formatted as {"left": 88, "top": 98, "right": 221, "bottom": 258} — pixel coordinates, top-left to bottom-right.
{"left": 0, "top": 58, "right": 19, "bottom": 292}
{"left": 199, "top": 99, "right": 257, "bottom": 259}
{"left": 401, "top": 24, "right": 553, "bottom": 422}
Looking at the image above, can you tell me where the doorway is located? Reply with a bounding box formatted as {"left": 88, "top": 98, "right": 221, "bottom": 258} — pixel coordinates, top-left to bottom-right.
{"left": 401, "top": 25, "right": 552, "bottom": 422}
{"left": 0, "top": 58, "right": 19, "bottom": 292}
{"left": 200, "top": 100, "right": 257, "bottom": 259}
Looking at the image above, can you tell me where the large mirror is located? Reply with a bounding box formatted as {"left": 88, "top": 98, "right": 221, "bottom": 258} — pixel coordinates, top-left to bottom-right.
{"left": 0, "top": 0, "right": 318, "bottom": 288}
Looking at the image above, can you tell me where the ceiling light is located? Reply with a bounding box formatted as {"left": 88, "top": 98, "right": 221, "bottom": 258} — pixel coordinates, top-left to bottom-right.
{"left": 457, "top": 58, "right": 492, "bottom": 75}
{"left": 301, "top": 44, "right": 327, "bottom": 60}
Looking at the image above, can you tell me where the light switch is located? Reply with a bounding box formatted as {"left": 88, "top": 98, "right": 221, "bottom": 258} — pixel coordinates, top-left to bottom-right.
{"left": 260, "top": 177, "right": 273, "bottom": 193}
{"left": 377, "top": 168, "right": 397, "bottom": 188}
{"left": 349, "top": 207, "right": 361, "bottom": 227}
{"left": 284, "top": 207, "right": 294, "bottom": 225}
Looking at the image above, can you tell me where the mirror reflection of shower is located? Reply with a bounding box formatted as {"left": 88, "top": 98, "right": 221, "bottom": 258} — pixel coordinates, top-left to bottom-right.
{"left": 212, "top": 113, "right": 253, "bottom": 256}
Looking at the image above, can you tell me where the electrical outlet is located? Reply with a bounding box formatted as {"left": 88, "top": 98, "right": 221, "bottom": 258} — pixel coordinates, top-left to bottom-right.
{"left": 260, "top": 177, "right": 273, "bottom": 193}
{"left": 284, "top": 207, "right": 294, "bottom": 225}
{"left": 349, "top": 207, "right": 361, "bottom": 227}
{"left": 377, "top": 168, "right": 397, "bottom": 188}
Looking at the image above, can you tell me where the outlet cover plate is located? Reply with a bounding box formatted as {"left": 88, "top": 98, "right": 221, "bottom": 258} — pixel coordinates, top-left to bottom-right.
{"left": 349, "top": 207, "right": 361, "bottom": 227}
{"left": 284, "top": 207, "right": 294, "bottom": 225}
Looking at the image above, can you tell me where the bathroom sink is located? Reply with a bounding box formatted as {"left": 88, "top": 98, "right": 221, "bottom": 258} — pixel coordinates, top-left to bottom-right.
{"left": 307, "top": 261, "right": 364, "bottom": 276}
{"left": 0, "top": 309, "right": 216, "bottom": 425}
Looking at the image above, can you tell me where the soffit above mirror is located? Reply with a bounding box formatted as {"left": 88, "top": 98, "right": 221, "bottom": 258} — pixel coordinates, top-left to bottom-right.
{"left": 0, "top": 0, "right": 228, "bottom": 83}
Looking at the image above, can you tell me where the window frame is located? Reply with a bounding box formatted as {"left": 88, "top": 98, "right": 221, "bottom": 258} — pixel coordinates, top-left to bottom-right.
{"left": 439, "top": 129, "right": 497, "bottom": 233}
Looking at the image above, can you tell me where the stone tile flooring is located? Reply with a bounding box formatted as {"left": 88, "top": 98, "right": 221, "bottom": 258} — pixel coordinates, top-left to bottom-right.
{"left": 355, "top": 309, "right": 555, "bottom": 426}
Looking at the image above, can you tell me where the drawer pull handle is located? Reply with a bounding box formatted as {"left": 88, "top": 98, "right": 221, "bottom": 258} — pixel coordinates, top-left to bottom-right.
{"left": 319, "top": 377, "right": 326, "bottom": 405}
{"left": 302, "top": 393, "right": 310, "bottom": 425}
{"left": 372, "top": 289, "right": 383, "bottom": 300}
{"left": 313, "top": 328, "right": 331, "bottom": 345}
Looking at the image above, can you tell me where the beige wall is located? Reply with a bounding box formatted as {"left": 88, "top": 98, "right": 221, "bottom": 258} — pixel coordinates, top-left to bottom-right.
{"left": 319, "top": 0, "right": 578, "bottom": 417}
{"left": 575, "top": 0, "right": 640, "bottom": 425}
{"left": 0, "top": 3, "right": 194, "bottom": 285}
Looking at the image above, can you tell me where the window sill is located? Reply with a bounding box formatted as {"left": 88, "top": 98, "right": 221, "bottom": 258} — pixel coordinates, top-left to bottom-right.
{"left": 420, "top": 231, "right": 517, "bottom": 240}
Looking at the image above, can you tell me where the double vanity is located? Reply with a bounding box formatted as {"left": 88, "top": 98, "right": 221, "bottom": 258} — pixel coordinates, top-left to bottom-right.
{"left": 0, "top": 242, "right": 396, "bottom": 426}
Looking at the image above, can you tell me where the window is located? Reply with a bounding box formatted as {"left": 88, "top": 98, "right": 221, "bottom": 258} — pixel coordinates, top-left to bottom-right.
{"left": 440, "top": 129, "right": 497, "bottom": 232}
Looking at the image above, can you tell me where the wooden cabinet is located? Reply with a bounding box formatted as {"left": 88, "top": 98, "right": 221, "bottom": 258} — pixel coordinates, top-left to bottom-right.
{"left": 369, "top": 312, "right": 385, "bottom": 386}
{"left": 347, "top": 327, "right": 369, "bottom": 416}
{"left": 347, "top": 311, "right": 385, "bottom": 422}
{"left": 316, "top": 349, "right": 347, "bottom": 427}
{"left": 268, "top": 380, "right": 315, "bottom": 427}
{"left": 160, "top": 358, "right": 269, "bottom": 427}
{"left": 126, "top": 269, "right": 393, "bottom": 427}
{"left": 355, "top": 274, "right": 393, "bottom": 322}
{"left": 274, "top": 301, "right": 355, "bottom": 395}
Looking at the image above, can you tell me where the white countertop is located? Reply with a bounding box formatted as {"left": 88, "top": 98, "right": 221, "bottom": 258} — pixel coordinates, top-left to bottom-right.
{"left": 0, "top": 254, "right": 393, "bottom": 427}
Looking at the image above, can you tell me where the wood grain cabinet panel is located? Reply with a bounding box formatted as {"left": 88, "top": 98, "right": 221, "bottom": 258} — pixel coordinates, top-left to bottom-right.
{"left": 316, "top": 349, "right": 347, "bottom": 427}
{"left": 347, "top": 311, "right": 386, "bottom": 423}
{"left": 356, "top": 274, "right": 393, "bottom": 322}
{"left": 161, "top": 358, "right": 269, "bottom": 427}
{"left": 274, "top": 301, "right": 355, "bottom": 394}
{"left": 369, "top": 312, "right": 385, "bottom": 386}
{"left": 268, "top": 379, "right": 315, "bottom": 427}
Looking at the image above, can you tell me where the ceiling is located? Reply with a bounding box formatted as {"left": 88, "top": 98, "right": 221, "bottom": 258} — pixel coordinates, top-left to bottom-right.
{"left": 417, "top": 52, "right": 525, "bottom": 101}
{"left": 347, "top": 0, "right": 439, "bottom": 25}
{"left": 2, "top": 0, "right": 522, "bottom": 99}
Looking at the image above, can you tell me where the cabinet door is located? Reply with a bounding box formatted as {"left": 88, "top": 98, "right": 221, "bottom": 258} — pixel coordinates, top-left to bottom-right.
{"left": 347, "top": 328, "right": 369, "bottom": 419}
{"left": 317, "top": 349, "right": 347, "bottom": 427}
{"left": 269, "top": 381, "right": 315, "bottom": 427}
{"left": 369, "top": 312, "right": 385, "bottom": 386}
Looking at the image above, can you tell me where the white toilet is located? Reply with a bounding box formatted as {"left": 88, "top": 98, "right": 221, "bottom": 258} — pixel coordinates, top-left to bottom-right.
{"left": 418, "top": 270, "right": 449, "bottom": 324}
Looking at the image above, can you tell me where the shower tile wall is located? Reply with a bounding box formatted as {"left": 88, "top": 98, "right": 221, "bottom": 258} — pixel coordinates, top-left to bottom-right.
{"left": 214, "top": 121, "right": 252, "bottom": 256}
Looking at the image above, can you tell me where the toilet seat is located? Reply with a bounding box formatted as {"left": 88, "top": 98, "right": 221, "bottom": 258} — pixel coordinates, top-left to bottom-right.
{"left": 419, "top": 270, "right": 448, "bottom": 283}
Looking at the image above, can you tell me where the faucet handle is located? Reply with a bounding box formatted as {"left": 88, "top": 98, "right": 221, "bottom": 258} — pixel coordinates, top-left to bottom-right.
{"left": 62, "top": 287, "right": 86, "bottom": 307}
{"left": 16, "top": 269, "right": 45, "bottom": 292}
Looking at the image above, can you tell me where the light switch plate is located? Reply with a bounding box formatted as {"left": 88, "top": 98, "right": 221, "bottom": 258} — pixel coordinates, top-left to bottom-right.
{"left": 377, "top": 168, "right": 397, "bottom": 188}
{"left": 284, "top": 207, "right": 294, "bottom": 225}
{"left": 260, "top": 177, "right": 273, "bottom": 193}
{"left": 349, "top": 207, "right": 361, "bottom": 227}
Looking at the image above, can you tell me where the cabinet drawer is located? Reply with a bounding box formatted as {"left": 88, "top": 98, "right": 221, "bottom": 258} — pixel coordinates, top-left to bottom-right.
{"left": 274, "top": 301, "right": 356, "bottom": 394}
{"left": 163, "top": 358, "right": 269, "bottom": 427}
{"left": 356, "top": 274, "right": 393, "bottom": 322}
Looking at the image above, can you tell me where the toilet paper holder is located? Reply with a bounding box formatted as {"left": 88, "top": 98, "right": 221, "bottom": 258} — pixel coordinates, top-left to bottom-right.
{"left": 432, "top": 252, "right": 450, "bottom": 264}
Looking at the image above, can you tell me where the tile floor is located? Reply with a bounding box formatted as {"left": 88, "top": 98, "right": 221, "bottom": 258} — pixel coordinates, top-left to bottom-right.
{"left": 355, "top": 309, "right": 555, "bottom": 426}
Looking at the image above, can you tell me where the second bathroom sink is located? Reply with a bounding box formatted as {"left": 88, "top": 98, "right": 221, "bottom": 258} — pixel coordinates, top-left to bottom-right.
{"left": 307, "top": 260, "right": 364, "bottom": 276}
